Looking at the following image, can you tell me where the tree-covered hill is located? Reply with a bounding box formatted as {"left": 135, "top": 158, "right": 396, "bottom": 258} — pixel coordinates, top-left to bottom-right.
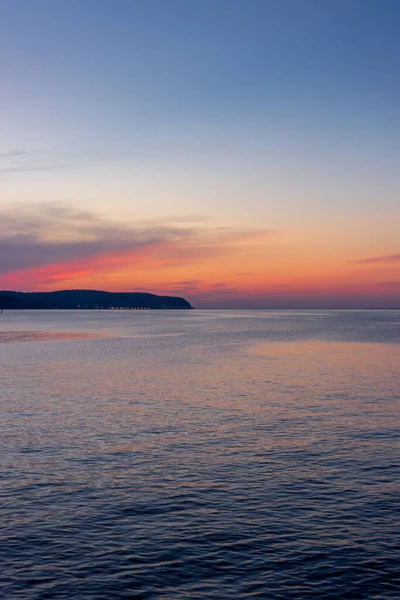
{"left": 0, "top": 290, "right": 193, "bottom": 310}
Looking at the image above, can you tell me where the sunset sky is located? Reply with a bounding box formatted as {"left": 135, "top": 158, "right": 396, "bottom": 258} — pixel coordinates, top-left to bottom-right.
{"left": 1, "top": 0, "right": 399, "bottom": 308}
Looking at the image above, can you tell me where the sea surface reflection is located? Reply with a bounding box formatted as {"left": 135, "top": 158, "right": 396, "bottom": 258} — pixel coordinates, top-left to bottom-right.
{"left": 1, "top": 310, "right": 399, "bottom": 599}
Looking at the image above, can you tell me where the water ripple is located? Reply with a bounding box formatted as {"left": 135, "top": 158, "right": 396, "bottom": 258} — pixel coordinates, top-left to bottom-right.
{"left": 1, "top": 310, "right": 399, "bottom": 598}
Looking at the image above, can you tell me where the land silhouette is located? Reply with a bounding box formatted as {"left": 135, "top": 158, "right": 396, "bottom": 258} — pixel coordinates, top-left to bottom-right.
{"left": 0, "top": 290, "right": 192, "bottom": 310}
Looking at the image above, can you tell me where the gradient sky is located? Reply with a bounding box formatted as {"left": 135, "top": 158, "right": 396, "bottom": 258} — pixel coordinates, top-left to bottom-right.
{"left": 1, "top": 0, "right": 399, "bottom": 307}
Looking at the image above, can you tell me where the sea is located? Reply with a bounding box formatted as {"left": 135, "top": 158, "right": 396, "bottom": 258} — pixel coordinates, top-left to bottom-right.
{"left": 1, "top": 309, "right": 399, "bottom": 599}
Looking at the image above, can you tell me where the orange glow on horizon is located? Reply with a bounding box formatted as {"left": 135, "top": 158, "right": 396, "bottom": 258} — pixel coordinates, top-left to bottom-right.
{"left": 1, "top": 238, "right": 399, "bottom": 308}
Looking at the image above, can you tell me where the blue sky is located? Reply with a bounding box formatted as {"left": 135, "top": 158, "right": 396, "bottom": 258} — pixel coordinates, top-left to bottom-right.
{"left": 2, "top": 0, "right": 399, "bottom": 157}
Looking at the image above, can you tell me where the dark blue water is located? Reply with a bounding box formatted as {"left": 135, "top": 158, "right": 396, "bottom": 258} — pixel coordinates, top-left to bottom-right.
{"left": 1, "top": 310, "right": 399, "bottom": 599}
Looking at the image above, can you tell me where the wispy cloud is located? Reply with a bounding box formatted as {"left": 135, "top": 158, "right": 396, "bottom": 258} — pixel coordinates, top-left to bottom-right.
{"left": 356, "top": 252, "right": 400, "bottom": 264}
{"left": 0, "top": 204, "right": 191, "bottom": 275}
{"left": 1, "top": 149, "right": 37, "bottom": 174}
{"left": 0, "top": 149, "right": 66, "bottom": 174}
{"left": 0, "top": 204, "right": 277, "bottom": 287}
{"left": 373, "top": 280, "right": 400, "bottom": 287}
{"left": 0, "top": 150, "right": 26, "bottom": 158}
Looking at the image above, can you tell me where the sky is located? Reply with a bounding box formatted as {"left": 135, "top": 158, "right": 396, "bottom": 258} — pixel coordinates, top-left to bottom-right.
{"left": 1, "top": 0, "right": 399, "bottom": 308}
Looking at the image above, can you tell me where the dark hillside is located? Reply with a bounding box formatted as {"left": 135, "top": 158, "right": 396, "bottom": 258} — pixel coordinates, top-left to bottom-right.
{"left": 0, "top": 290, "right": 192, "bottom": 310}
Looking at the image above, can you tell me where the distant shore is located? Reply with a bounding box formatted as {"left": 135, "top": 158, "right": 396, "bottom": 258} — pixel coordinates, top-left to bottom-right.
{"left": 0, "top": 289, "right": 193, "bottom": 310}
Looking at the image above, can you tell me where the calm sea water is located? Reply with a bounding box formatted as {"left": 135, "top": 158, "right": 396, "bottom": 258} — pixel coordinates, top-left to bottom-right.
{"left": 1, "top": 310, "right": 399, "bottom": 599}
